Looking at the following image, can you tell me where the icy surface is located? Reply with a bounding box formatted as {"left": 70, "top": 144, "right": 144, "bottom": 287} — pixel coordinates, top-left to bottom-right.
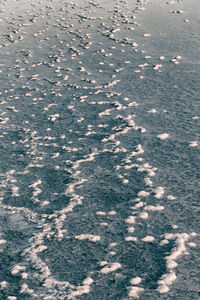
{"left": 0, "top": 0, "right": 199, "bottom": 299}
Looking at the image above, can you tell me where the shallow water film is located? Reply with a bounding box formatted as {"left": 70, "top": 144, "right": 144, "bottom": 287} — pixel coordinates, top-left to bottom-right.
{"left": 0, "top": 0, "right": 199, "bottom": 299}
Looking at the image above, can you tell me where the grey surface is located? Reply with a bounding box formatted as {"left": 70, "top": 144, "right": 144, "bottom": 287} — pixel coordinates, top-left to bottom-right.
{"left": 0, "top": 0, "right": 199, "bottom": 299}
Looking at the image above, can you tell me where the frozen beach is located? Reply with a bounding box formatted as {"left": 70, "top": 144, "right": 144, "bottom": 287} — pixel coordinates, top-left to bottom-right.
{"left": 0, "top": 0, "right": 199, "bottom": 299}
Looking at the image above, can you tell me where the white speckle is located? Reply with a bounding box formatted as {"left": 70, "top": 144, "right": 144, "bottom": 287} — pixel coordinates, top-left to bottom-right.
{"left": 69, "top": 285, "right": 91, "bottom": 297}
{"left": 125, "top": 236, "right": 138, "bottom": 242}
{"left": 101, "top": 262, "right": 121, "bottom": 274}
{"left": 138, "top": 190, "right": 149, "bottom": 197}
{"left": 144, "top": 205, "right": 164, "bottom": 211}
{"left": 130, "top": 277, "right": 142, "bottom": 285}
{"left": 167, "top": 195, "right": 176, "bottom": 200}
{"left": 128, "top": 286, "right": 144, "bottom": 298}
{"left": 75, "top": 234, "right": 101, "bottom": 242}
{"left": 154, "top": 64, "right": 162, "bottom": 70}
{"left": 190, "top": 232, "right": 197, "bottom": 237}
{"left": 158, "top": 272, "right": 177, "bottom": 286}
{"left": 141, "top": 236, "right": 155, "bottom": 242}
{"left": 0, "top": 239, "right": 7, "bottom": 245}
{"left": 189, "top": 141, "right": 198, "bottom": 147}
{"left": 109, "top": 251, "right": 116, "bottom": 256}
{"left": 29, "top": 180, "right": 42, "bottom": 188}
{"left": 160, "top": 239, "right": 169, "bottom": 245}
{"left": 21, "top": 272, "right": 29, "bottom": 279}
{"left": 157, "top": 284, "right": 169, "bottom": 294}
{"left": 20, "top": 283, "right": 34, "bottom": 294}
{"left": 157, "top": 133, "right": 170, "bottom": 140}
{"left": 100, "top": 222, "right": 108, "bottom": 227}
{"left": 109, "top": 243, "right": 118, "bottom": 250}
{"left": 133, "top": 201, "right": 144, "bottom": 209}
{"left": 99, "top": 261, "right": 108, "bottom": 266}
{"left": 166, "top": 260, "right": 178, "bottom": 269}
{"left": 96, "top": 211, "right": 106, "bottom": 216}
{"left": 139, "top": 212, "right": 149, "bottom": 219}
{"left": 52, "top": 152, "right": 60, "bottom": 158}
{"left": 49, "top": 114, "right": 59, "bottom": 122}
{"left": 154, "top": 186, "right": 165, "bottom": 199}
{"left": 188, "top": 242, "right": 196, "bottom": 248}
{"left": 125, "top": 216, "right": 136, "bottom": 224}
{"left": 123, "top": 179, "right": 129, "bottom": 184}
{"left": 108, "top": 211, "right": 117, "bottom": 216}
{"left": 172, "top": 225, "right": 178, "bottom": 229}
{"left": 128, "top": 227, "right": 135, "bottom": 233}
{"left": 0, "top": 281, "right": 8, "bottom": 288}
{"left": 80, "top": 67, "right": 86, "bottom": 72}
{"left": 143, "top": 33, "right": 151, "bottom": 37}
{"left": 35, "top": 245, "right": 48, "bottom": 253}
{"left": 11, "top": 265, "right": 25, "bottom": 275}
{"left": 82, "top": 277, "right": 93, "bottom": 285}
{"left": 148, "top": 108, "right": 157, "bottom": 113}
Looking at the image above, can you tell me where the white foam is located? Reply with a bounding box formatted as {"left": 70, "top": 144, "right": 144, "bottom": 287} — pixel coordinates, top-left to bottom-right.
{"left": 101, "top": 262, "right": 121, "bottom": 274}
{"left": 138, "top": 190, "right": 149, "bottom": 197}
{"left": 109, "top": 251, "right": 116, "bottom": 256}
{"left": 11, "top": 265, "right": 26, "bottom": 275}
{"left": 99, "top": 261, "right": 108, "bottom": 266}
{"left": 139, "top": 212, "right": 149, "bottom": 219}
{"left": 167, "top": 195, "right": 176, "bottom": 200}
{"left": 133, "top": 202, "right": 144, "bottom": 209}
{"left": 188, "top": 242, "right": 197, "bottom": 248}
{"left": 20, "top": 283, "right": 34, "bottom": 295}
{"left": 100, "top": 222, "right": 108, "bottom": 227}
{"left": 141, "top": 236, "right": 155, "bottom": 242}
{"left": 69, "top": 285, "right": 91, "bottom": 298}
{"left": 158, "top": 232, "right": 196, "bottom": 293}
{"left": 35, "top": 245, "right": 48, "bottom": 253}
{"left": 166, "top": 260, "right": 178, "bottom": 269}
{"left": 157, "top": 133, "right": 170, "bottom": 140}
{"left": 125, "top": 216, "right": 136, "bottom": 224}
{"left": 82, "top": 277, "right": 93, "bottom": 285}
{"left": 21, "top": 272, "right": 29, "bottom": 279}
{"left": 0, "top": 239, "right": 6, "bottom": 245}
{"left": 189, "top": 141, "right": 198, "bottom": 147}
{"left": 128, "top": 227, "right": 135, "bottom": 233}
{"left": 130, "top": 277, "right": 142, "bottom": 285}
{"left": 109, "top": 243, "right": 118, "bottom": 248}
{"left": 154, "top": 64, "right": 162, "bottom": 70}
{"left": 75, "top": 234, "right": 101, "bottom": 242}
{"left": 0, "top": 281, "right": 8, "bottom": 288}
{"left": 128, "top": 286, "right": 144, "bottom": 298}
{"left": 29, "top": 180, "right": 42, "bottom": 188}
{"left": 154, "top": 186, "right": 165, "bottom": 199}
{"left": 143, "top": 33, "right": 151, "bottom": 37}
{"left": 125, "top": 236, "right": 137, "bottom": 242}
{"left": 160, "top": 239, "right": 169, "bottom": 246}
{"left": 144, "top": 205, "right": 164, "bottom": 211}
{"left": 158, "top": 272, "right": 177, "bottom": 286}
{"left": 148, "top": 108, "right": 157, "bottom": 113}
{"left": 108, "top": 211, "right": 117, "bottom": 215}
{"left": 96, "top": 211, "right": 106, "bottom": 216}
{"left": 157, "top": 284, "right": 169, "bottom": 294}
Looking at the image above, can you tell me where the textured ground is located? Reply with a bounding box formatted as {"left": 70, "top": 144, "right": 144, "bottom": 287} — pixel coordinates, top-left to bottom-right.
{"left": 0, "top": 0, "right": 199, "bottom": 299}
